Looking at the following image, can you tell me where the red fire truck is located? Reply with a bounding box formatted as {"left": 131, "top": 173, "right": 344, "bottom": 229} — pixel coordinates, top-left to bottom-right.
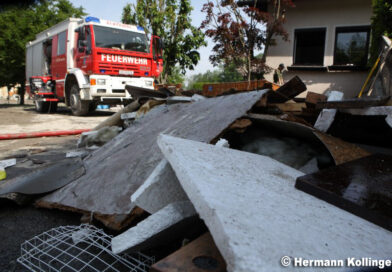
{"left": 26, "top": 17, "right": 163, "bottom": 115}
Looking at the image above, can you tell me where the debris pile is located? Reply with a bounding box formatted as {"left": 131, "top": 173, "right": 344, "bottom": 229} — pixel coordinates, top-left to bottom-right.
{"left": 1, "top": 67, "right": 392, "bottom": 271}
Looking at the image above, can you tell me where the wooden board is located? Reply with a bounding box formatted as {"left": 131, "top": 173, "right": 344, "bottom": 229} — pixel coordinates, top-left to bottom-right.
{"left": 150, "top": 232, "right": 226, "bottom": 272}
{"left": 266, "top": 76, "right": 307, "bottom": 103}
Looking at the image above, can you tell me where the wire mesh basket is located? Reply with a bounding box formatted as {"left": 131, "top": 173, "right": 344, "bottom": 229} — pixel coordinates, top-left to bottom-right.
{"left": 17, "top": 224, "right": 154, "bottom": 272}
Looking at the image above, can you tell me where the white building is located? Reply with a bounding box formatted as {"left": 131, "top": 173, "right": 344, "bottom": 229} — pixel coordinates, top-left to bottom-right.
{"left": 265, "top": 0, "right": 372, "bottom": 97}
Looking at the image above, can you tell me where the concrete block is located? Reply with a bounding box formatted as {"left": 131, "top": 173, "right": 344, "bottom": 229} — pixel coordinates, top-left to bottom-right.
{"left": 120, "top": 112, "right": 137, "bottom": 120}
{"left": 314, "top": 91, "right": 344, "bottom": 132}
{"left": 111, "top": 201, "right": 196, "bottom": 254}
{"left": 158, "top": 134, "right": 392, "bottom": 272}
{"left": 131, "top": 159, "right": 189, "bottom": 214}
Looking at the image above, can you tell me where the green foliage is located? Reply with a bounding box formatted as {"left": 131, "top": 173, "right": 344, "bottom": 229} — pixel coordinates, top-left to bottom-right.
{"left": 166, "top": 66, "right": 185, "bottom": 84}
{"left": 122, "top": 0, "right": 206, "bottom": 83}
{"left": 186, "top": 63, "right": 243, "bottom": 90}
{"left": 0, "top": 0, "right": 85, "bottom": 89}
{"left": 370, "top": 0, "right": 392, "bottom": 63}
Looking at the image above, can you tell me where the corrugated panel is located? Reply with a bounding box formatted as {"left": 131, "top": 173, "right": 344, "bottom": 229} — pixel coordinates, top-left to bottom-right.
{"left": 37, "top": 91, "right": 266, "bottom": 229}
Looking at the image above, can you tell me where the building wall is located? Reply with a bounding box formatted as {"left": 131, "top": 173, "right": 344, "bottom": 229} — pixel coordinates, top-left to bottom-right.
{"left": 265, "top": 0, "right": 372, "bottom": 97}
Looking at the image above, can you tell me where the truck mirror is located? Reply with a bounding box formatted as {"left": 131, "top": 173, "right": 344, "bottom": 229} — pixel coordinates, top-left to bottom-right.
{"left": 78, "top": 40, "right": 87, "bottom": 47}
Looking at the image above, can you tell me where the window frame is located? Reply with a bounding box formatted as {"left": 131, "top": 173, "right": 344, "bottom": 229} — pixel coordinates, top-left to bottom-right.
{"left": 293, "top": 27, "right": 327, "bottom": 66}
{"left": 333, "top": 25, "right": 371, "bottom": 67}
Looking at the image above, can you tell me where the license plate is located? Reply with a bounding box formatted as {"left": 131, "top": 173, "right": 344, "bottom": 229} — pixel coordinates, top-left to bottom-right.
{"left": 119, "top": 70, "right": 134, "bottom": 75}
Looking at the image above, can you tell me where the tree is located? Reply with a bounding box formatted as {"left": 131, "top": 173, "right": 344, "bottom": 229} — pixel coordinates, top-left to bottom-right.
{"left": 0, "top": 0, "right": 85, "bottom": 104}
{"left": 122, "top": 0, "right": 206, "bottom": 84}
{"left": 201, "top": 0, "right": 293, "bottom": 82}
{"left": 370, "top": 0, "right": 392, "bottom": 64}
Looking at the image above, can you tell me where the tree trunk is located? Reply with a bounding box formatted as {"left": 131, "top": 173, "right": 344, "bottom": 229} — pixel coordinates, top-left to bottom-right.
{"left": 7, "top": 86, "right": 10, "bottom": 104}
{"left": 19, "top": 83, "right": 25, "bottom": 105}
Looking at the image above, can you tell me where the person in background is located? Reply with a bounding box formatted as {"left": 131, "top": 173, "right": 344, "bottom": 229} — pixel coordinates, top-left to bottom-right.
{"left": 273, "top": 63, "right": 285, "bottom": 85}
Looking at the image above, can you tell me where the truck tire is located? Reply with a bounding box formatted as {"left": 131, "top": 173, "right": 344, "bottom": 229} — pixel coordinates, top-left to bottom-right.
{"left": 35, "top": 100, "right": 58, "bottom": 113}
{"left": 48, "top": 102, "right": 58, "bottom": 113}
{"left": 35, "top": 100, "right": 49, "bottom": 113}
{"left": 69, "top": 82, "right": 89, "bottom": 116}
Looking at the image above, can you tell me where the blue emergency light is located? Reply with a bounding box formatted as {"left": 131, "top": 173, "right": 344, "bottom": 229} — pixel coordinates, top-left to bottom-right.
{"left": 85, "top": 16, "right": 100, "bottom": 23}
{"left": 137, "top": 26, "right": 144, "bottom": 31}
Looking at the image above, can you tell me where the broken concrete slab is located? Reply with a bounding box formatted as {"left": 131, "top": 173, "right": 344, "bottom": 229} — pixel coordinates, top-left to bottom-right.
{"left": 158, "top": 134, "right": 392, "bottom": 272}
{"left": 37, "top": 90, "right": 267, "bottom": 229}
{"left": 131, "top": 138, "right": 232, "bottom": 214}
{"left": 111, "top": 201, "right": 197, "bottom": 254}
{"left": 120, "top": 112, "right": 137, "bottom": 120}
{"left": 77, "top": 126, "right": 122, "bottom": 148}
{"left": 314, "top": 91, "right": 344, "bottom": 132}
{"left": 131, "top": 159, "right": 188, "bottom": 214}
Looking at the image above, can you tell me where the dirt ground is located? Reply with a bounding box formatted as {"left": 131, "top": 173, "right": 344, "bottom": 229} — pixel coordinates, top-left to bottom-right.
{"left": 0, "top": 100, "right": 118, "bottom": 271}
{"left": 0, "top": 99, "right": 116, "bottom": 158}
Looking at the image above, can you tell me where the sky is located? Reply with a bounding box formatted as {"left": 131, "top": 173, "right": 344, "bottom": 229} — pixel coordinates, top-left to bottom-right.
{"left": 68, "top": 0, "right": 215, "bottom": 78}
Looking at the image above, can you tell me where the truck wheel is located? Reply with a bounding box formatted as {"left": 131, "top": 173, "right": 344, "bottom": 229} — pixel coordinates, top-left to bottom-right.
{"left": 48, "top": 102, "right": 58, "bottom": 113}
{"left": 35, "top": 100, "right": 49, "bottom": 113}
{"left": 69, "top": 83, "right": 89, "bottom": 116}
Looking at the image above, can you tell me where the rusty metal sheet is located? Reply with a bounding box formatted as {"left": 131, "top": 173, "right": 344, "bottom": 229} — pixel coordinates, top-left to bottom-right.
{"left": 150, "top": 232, "right": 226, "bottom": 272}
{"left": 296, "top": 154, "right": 392, "bottom": 231}
{"left": 313, "top": 131, "right": 371, "bottom": 165}
{"left": 247, "top": 113, "right": 370, "bottom": 166}
{"left": 37, "top": 91, "right": 266, "bottom": 229}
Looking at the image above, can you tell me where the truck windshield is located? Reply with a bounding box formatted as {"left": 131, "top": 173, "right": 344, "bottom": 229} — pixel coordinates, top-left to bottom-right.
{"left": 93, "top": 25, "right": 149, "bottom": 53}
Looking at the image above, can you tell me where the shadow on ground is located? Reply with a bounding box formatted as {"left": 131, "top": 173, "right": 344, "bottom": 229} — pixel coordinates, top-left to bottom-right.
{"left": 0, "top": 199, "right": 81, "bottom": 271}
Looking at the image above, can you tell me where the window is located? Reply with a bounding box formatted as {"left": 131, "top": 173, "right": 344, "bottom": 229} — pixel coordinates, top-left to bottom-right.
{"left": 334, "top": 26, "right": 370, "bottom": 67}
{"left": 93, "top": 25, "right": 149, "bottom": 53}
{"left": 57, "top": 31, "right": 66, "bottom": 55}
{"left": 294, "top": 28, "right": 326, "bottom": 66}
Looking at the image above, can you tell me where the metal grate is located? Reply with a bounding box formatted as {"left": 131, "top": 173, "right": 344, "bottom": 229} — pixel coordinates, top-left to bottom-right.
{"left": 17, "top": 224, "right": 154, "bottom": 272}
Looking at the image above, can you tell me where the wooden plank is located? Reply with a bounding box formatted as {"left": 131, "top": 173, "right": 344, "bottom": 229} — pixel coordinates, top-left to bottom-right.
{"left": 269, "top": 102, "right": 306, "bottom": 112}
{"left": 305, "top": 91, "right": 327, "bottom": 108}
{"left": 150, "top": 232, "right": 226, "bottom": 272}
{"left": 296, "top": 154, "right": 392, "bottom": 231}
{"left": 315, "top": 96, "right": 391, "bottom": 109}
{"left": 267, "top": 76, "right": 307, "bottom": 103}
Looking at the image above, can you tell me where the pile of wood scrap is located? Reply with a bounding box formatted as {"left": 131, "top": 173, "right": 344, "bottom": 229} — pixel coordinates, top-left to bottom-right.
{"left": 2, "top": 77, "right": 392, "bottom": 272}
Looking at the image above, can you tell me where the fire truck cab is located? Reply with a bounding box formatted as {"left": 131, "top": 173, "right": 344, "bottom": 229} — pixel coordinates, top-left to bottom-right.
{"left": 26, "top": 17, "right": 163, "bottom": 115}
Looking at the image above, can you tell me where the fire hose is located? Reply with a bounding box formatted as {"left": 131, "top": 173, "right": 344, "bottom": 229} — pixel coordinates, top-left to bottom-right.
{"left": 0, "top": 129, "right": 90, "bottom": 140}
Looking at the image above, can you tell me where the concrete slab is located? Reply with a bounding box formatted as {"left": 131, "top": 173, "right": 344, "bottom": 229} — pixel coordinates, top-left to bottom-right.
{"left": 130, "top": 159, "right": 188, "bottom": 214}
{"left": 111, "top": 201, "right": 196, "bottom": 254}
{"left": 314, "top": 91, "right": 344, "bottom": 132}
{"left": 158, "top": 134, "right": 392, "bottom": 272}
